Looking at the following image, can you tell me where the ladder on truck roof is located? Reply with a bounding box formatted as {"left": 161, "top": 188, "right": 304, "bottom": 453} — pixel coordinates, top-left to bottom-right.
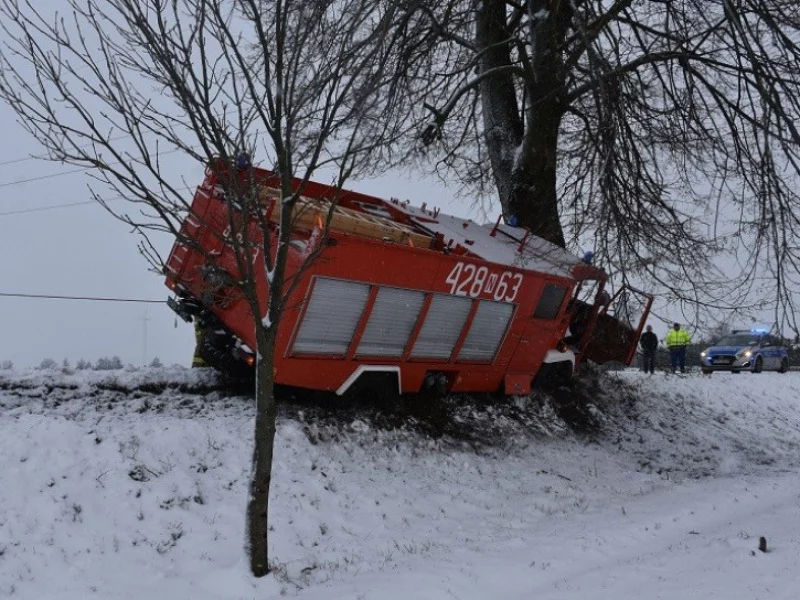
{"left": 260, "top": 187, "right": 435, "bottom": 249}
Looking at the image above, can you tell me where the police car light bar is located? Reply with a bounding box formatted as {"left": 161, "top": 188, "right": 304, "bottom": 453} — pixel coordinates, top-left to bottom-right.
{"left": 731, "top": 326, "right": 770, "bottom": 335}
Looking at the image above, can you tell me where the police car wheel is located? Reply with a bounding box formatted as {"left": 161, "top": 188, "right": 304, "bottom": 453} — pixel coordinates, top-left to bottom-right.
{"left": 752, "top": 356, "right": 763, "bottom": 373}
{"left": 779, "top": 358, "right": 789, "bottom": 373}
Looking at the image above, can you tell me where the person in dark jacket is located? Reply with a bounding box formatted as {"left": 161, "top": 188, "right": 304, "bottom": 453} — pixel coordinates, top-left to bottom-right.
{"left": 639, "top": 325, "right": 658, "bottom": 374}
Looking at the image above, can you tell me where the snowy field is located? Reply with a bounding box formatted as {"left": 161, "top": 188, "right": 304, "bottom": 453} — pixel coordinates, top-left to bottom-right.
{"left": 2, "top": 366, "right": 800, "bottom": 599}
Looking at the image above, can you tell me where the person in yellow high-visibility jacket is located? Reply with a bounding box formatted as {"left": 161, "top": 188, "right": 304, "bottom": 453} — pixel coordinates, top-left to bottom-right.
{"left": 665, "top": 323, "right": 691, "bottom": 373}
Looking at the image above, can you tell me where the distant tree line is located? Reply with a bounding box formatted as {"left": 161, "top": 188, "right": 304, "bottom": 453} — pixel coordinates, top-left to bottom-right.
{"left": 27, "top": 356, "right": 163, "bottom": 371}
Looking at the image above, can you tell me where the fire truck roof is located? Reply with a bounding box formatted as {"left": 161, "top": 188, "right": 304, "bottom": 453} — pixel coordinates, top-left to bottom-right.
{"left": 390, "top": 200, "right": 586, "bottom": 278}
{"left": 206, "top": 161, "right": 598, "bottom": 281}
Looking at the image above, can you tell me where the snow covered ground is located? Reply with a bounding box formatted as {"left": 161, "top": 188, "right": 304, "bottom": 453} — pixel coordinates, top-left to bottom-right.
{"left": 2, "top": 365, "right": 800, "bottom": 599}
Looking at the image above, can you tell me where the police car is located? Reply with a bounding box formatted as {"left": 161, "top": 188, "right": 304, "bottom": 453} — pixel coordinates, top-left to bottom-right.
{"left": 699, "top": 328, "right": 789, "bottom": 374}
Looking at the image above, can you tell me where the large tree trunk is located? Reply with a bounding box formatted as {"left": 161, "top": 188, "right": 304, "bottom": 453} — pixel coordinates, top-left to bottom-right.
{"left": 477, "top": 0, "right": 567, "bottom": 248}
{"left": 247, "top": 327, "right": 278, "bottom": 577}
{"left": 477, "top": 0, "right": 523, "bottom": 215}
{"left": 512, "top": 104, "right": 566, "bottom": 247}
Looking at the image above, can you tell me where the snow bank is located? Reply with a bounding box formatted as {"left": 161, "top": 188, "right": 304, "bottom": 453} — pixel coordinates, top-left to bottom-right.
{"left": 1, "top": 367, "right": 800, "bottom": 599}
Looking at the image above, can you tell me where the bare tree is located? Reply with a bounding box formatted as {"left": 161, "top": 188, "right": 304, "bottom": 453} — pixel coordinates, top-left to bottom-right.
{"left": 393, "top": 0, "right": 800, "bottom": 334}
{"left": 0, "top": 0, "right": 407, "bottom": 576}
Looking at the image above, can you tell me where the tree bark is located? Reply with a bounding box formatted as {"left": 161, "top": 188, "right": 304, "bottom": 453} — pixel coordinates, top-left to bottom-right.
{"left": 247, "top": 326, "right": 278, "bottom": 577}
{"left": 476, "top": 0, "right": 523, "bottom": 213}
{"left": 476, "top": 0, "right": 567, "bottom": 247}
{"left": 512, "top": 101, "right": 566, "bottom": 247}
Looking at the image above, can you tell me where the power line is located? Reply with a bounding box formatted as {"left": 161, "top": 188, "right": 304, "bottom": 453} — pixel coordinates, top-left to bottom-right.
{"left": 0, "top": 292, "right": 165, "bottom": 304}
{"left": 0, "top": 146, "right": 187, "bottom": 191}
{"left": 0, "top": 167, "right": 90, "bottom": 189}
{"left": 0, "top": 134, "right": 139, "bottom": 168}
{"left": 0, "top": 200, "right": 96, "bottom": 216}
{"left": 0, "top": 184, "right": 197, "bottom": 217}
{"left": 0, "top": 155, "right": 37, "bottom": 168}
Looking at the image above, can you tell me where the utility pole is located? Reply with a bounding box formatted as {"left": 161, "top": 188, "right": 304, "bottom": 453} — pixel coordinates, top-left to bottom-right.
{"left": 139, "top": 310, "right": 150, "bottom": 365}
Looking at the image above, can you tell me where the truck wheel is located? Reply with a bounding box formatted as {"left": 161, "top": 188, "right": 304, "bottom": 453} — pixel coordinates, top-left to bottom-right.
{"left": 533, "top": 361, "right": 573, "bottom": 390}
{"left": 199, "top": 330, "right": 253, "bottom": 381}
{"left": 752, "top": 356, "right": 763, "bottom": 373}
{"left": 779, "top": 358, "right": 789, "bottom": 373}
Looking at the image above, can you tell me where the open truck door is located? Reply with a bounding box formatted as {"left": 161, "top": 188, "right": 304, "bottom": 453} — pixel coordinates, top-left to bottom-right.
{"left": 578, "top": 285, "right": 653, "bottom": 366}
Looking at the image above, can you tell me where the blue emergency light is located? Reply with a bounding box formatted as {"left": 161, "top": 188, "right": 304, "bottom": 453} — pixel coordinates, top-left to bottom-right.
{"left": 731, "top": 325, "right": 770, "bottom": 335}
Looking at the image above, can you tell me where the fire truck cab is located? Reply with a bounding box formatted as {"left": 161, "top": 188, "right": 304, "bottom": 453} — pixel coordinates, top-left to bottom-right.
{"left": 165, "top": 163, "right": 652, "bottom": 396}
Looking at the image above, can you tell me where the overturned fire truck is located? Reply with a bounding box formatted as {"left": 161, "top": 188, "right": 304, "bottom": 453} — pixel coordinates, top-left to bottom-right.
{"left": 165, "top": 163, "right": 652, "bottom": 396}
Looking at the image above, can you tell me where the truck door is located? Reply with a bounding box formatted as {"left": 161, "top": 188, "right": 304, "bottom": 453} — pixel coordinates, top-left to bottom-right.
{"left": 578, "top": 285, "right": 653, "bottom": 366}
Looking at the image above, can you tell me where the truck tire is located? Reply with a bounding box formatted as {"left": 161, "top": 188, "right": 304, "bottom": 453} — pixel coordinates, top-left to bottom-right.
{"left": 199, "top": 329, "right": 253, "bottom": 381}
{"left": 779, "top": 358, "right": 789, "bottom": 373}
{"left": 533, "top": 361, "right": 573, "bottom": 390}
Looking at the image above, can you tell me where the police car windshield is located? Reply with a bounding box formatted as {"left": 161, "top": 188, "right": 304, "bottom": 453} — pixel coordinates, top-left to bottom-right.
{"left": 715, "top": 334, "right": 758, "bottom": 346}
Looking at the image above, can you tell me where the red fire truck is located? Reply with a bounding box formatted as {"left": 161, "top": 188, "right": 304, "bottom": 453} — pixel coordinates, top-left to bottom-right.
{"left": 165, "top": 163, "right": 652, "bottom": 396}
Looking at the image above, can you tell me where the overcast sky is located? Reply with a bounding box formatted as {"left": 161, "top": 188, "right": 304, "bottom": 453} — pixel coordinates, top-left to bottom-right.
{"left": 0, "top": 110, "right": 185, "bottom": 367}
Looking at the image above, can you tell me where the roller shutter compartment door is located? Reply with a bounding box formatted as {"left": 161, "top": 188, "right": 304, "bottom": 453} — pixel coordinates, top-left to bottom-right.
{"left": 410, "top": 294, "right": 472, "bottom": 359}
{"left": 292, "top": 278, "right": 370, "bottom": 355}
{"left": 457, "top": 300, "right": 514, "bottom": 362}
{"left": 357, "top": 287, "right": 426, "bottom": 357}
